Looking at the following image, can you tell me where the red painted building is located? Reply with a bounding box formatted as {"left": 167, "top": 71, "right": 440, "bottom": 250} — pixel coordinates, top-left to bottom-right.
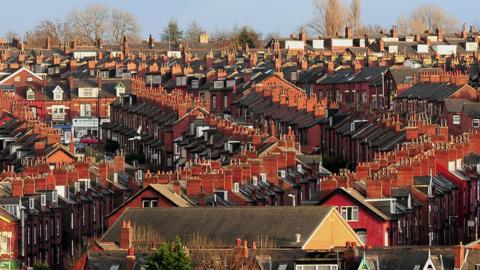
{"left": 318, "top": 188, "right": 391, "bottom": 247}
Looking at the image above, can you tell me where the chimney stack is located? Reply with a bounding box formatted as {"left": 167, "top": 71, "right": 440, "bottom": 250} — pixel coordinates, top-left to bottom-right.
{"left": 119, "top": 220, "right": 134, "bottom": 249}
{"left": 148, "top": 34, "right": 155, "bottom": 49}
{"left": 126, "top": 246, "right": 136, "bottom": 270}
{"left": 345, "top": 26, "right": 353, "bottom": 39}
{"left": 454, "top": 242, "right": 465, "bottom": 270}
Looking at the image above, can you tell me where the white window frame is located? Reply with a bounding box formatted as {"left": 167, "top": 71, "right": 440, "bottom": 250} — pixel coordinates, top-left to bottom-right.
{"left": 473, "top": 119, "right": 480, "bottom": 128}
{"left": 53, "top": 90, "right": 63, "bottom": 101}
{"left": 40, "top": 194, "right": 46, "bottom": 206}
{"left": 26, "top": 89, "right": 35, "bottom": 100}
{"left": 340, "top": 206, "right": 359, "bottom": 221}
{"left": 453, "top": 115, "right": 461, "bottom": 125}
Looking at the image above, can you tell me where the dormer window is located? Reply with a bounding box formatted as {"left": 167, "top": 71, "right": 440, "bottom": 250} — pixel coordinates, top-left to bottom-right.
{"left": 78, "top": 87, "right": 98, "bottom": 98}
{"left": 115, "top": 82, "right": 126, "bottom": 97}
{"left": 53, "top": 86, "right": 63, "bottom": 101}
{"left": 26, "top": 88, "right": 35, "bottom": 100}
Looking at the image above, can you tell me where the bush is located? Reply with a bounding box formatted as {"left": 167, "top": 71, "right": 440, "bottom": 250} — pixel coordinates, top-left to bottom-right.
{"left": 33, "top": 262, "right": 50, "bottom": 270}
{"left": 125, "top": 151, "right": 146, "bottom": 164}
{"left": 322, "top": 154, "right": 348, "bottom": 173}
{"left": 144, "top": 236, "right": 192, "bottom": 270}
{"left": 104, "top": 139, "right": 120, "bottom": 153}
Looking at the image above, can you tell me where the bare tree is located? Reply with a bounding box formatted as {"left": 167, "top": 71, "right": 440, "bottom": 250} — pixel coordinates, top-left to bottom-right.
{"left": 4, "top": 31, "right": 19, "bottom": 43}
{"left": 357, "top": 24, "right": 383, "bottom": 36}
{"left": 23, "top": 19, "right": 72, "bottom": 46}
{"left": 395, "top": 15, "right": 410, "bottom": 35}
{"left": 348, "top": 0, "right": 361, "bottom": 34}
{"left": 211, "top": 28, "right": 235, "bottom": 43}
{"left": 308, "top": 0, "right": 347, "bottom": 36}
{"left": 185, "top": 20, "right": 204, "bottom": 42}
{"left": 110, "top": 9, "right": 141, "bottom": 44}
{"left": 68, "top": 4, "right": 110, "bottom": 45}
{"left": 397, "top": 4, "right": 458, "bottom": 34}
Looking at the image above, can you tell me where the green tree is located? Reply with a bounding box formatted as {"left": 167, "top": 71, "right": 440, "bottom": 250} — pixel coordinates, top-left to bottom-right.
{"left": 144, "top": 236, "right": 192, "bottom": 270}
{"left": 33, "top": 262, "right": 50, "bottom": 270}
{"left": 161, "top": 19, "right": 183, "bottom": 42}
{"left": 233, "top": 26, "right": 260, "bottom": 48}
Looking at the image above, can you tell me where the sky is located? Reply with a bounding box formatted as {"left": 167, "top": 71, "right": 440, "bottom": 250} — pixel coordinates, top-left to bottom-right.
{"left": 0, "top": 0, "right": 478, "bottom": 39}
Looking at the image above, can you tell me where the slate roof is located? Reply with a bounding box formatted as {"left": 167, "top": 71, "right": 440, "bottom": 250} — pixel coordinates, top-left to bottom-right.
{"left": 101, "top": 206, "right": 334, "bottom": 248}
{"left": 396, "top": 82, "right": 463, "bottom": 101}
{"left": 316, "top": 187, "right": 390, "bottom": 221}
{"left": 318, "top": 66, "right": 388, "bottom": 86}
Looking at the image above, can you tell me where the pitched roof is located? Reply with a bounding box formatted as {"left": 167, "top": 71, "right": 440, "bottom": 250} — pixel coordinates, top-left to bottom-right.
{"left": 101, "top": 206, "right": 334, "bottom": 248}
{"left": 149, "top": 184, "right": 193, "bottom": 207}
{"left": 316, "top": 187, "right": 390, "bottom": 221}
{"left": 396, "top": 82, "right": 463, "bottom": 101}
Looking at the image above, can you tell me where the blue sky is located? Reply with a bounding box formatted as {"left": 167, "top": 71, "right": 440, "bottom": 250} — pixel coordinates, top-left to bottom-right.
{"left": 1, "top": 0, "right": 478, "bottom": 39}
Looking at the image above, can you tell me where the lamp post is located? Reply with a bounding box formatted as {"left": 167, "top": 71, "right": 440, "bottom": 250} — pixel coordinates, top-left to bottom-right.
{"left": 288, "top": 194, "right": 296, "bottom": 207}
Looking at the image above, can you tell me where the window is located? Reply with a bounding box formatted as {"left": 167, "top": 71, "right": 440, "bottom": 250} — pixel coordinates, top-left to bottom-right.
{"left": 116, "top": 87, "right": 125, "bottom": 97}
{"left": 82, "top": 208, "right": 85, "bottom": 226}
{"left": 33, "top": 225, "right": 36, "bottom": 245}
{"left": 340, "top": 206, "right": 359, "bottom": 221}
{"left": 191, "top": 79, "right": 199, "bottom": 89}
{"left": 474, "top": 119, "right": 480, "bottom": 128}
{"left": 212, "top": 95, "right": 217, "bottom": 110}
{"left": 291, "top": 71, "right": 298, "bottom": 81}
{"left": 93, "top": 205, "right": 96, "bottom": 222}
{"left": 45, "top": 222, "right": 48, "bottom": 241}
{"left": 26, "top": 89, "right": 35, "bottom": 100}
{"left": 453, "top": 115, "right": 461, "bottom": 125}
{"left": 52, "top": 88, "right": 62, "bottom": 100}
{"left": 213, "top": 80, "right": 224, "bottom": 89}
{"left": 14, "top": 76, "right": 20, "bottom": 82}
{"left": 224, "top": 95, "right": 228, "bottom": 109}
{"left": 226, "top": 79, "right": 235, "bottom": 88}
{"left": 29, "top": 198, "right": 34, "bottom": 210}
{"left": 70, "top": 212, "right": 74, "bottom": 230}
{"left": 80, "top": 104, "right": 91, "bottom": 117}
{"left": 56, "top": 217, "right": 60, "bottom": 236}
{"left": 335, "top": 90, "right": 342, "bottom": 101}
{"left": 0, "top": 233, "right": 10, "bottom": 254}
{"left": 27, "top": 77, "right": 33, "bottom": 82}
{"left": 81, "top": 88, "right": 93, "bottom": 97}
{"left": 27, "top": 227, "right": 30, "bottom": 245}
{"left": 40, "top": 194, "right": 46, "bottom": 206}
{"left": 356, "top": 229, "right": 367, "bottom": 245}
{"left": 142, "top": 199, "right": 158, "bottom": 208}
{"left": 176, "top": 76, "right": 187, "bottom": 86}
{"left": 295, "top": 265, "right": 338, "bottom": 270}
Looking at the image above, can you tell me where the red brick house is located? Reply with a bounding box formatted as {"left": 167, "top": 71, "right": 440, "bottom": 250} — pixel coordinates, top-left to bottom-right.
{"left": 106, "top": 183, "right": 193, "bottom": 227}
{"left": 317, "top": 187, "right": 392, "bottom": 247}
